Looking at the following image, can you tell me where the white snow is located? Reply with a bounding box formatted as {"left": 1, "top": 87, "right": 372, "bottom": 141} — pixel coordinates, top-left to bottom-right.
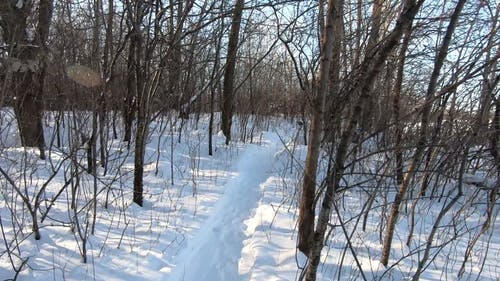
{"left": 0, "top": 112, "right": 499, "bottom": 281}
{"left": 167, "top": 133, "right": 278, "bottom": 281}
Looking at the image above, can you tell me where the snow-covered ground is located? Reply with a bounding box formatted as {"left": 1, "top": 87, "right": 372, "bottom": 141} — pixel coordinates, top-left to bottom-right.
{"left": 0, "top": 112, "right": 499, "bottom": 280}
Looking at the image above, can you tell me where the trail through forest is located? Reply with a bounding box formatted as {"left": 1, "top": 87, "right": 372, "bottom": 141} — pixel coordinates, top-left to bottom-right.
{"left": 166, "top": 133, "right": 279, "bottom": 281}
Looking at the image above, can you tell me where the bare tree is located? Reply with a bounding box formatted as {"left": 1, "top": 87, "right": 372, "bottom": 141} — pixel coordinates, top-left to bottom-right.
{"left": 209, "top": 3, "right": 225, "bottom": 156}
{"left": 297, "top": 0, "right": 341, "bottom": 256}
{"left": 0, "top": 0, "right": 54, "bottom": 159}
{"left": 299, "top": 0, "right": 423, "bottom": 279}
{"left": 221, "top": 0, "right": 245, "bottom": 145}
{"left": 381, "top": 0, "right": 466, "bottom": 266}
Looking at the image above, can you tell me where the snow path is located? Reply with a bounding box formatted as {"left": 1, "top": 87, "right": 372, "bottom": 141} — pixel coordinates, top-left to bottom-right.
{"left": 166, "top": 133, "right": 280, "bottom": 281}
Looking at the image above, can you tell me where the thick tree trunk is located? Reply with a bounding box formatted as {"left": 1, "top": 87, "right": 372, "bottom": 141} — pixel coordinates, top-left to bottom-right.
{"left": 221, "top": 0, "right": 244, "bottom": 145}
{"left": 12, "top": 67, "right": 45, "bottom": 153}
{"left": 0, "top": 0, "right": 53, "bottom": 159}
{"left": 34, "top": 0, "right": 53, "bottom": 156}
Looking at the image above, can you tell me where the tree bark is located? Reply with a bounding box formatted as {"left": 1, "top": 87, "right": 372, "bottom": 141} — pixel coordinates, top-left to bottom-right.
{"left": 98, "top": 0, "right": 115, "bottom": 172}
{"left": 297, "top": 0, "right": 340, "bottom": 255}
{"left": 323, "top": 0, "right": 344, "bottom": 143}
{"left": 358, "top": 0, "right": 383, "bottom": 137}
{"left": 392, "top": 23, "right": 413, "bottom": 186}
{"left": 209, "top": 7, "right": 224, "bottom": 156}
{"left": 127, "top": 1, "right": 146, "bottom": 206}
{"left": 0, "top": 0, "right": 53, "bottom": 159}
{"left": 123, "top": 36, "right": 136, "bottom": 146}
{"left": 221, "top": 0, "right": 244, "bottom": 145}
{"left": 167, "top": 0, "right": 183, "bottom": 116}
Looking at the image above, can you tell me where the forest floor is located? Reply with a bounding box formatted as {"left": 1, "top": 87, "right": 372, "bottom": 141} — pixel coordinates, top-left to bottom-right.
{"left": 167, "top": 132, "right": 283, "bottom": 281}
{"left": 0, "top": 114, "right": 499, "bottom": 280}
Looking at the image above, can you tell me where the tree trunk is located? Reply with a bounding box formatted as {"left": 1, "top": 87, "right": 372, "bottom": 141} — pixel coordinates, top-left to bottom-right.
{"left": 302, "top": 0, "right": 423, "bottom": 277}
{"left": 323, "top": 0, "right": 344, "bottom": 143}
{"left": 0, "top": 0, "right": 53, "bottom": 159}
{"left": 380, "top": 0, "right": 466, "bottom": 266}
{"left": 127, "top": 1, "right": 146, "bottom": 206}
{"left": 133, "top": 110, "right": 147, "bottom": 207}
{"left": 209, "top": 8, "right": 224, "bottom": 156}
{"left": 123, "top": 18, "right": 138, "bottom": 146}
{"left": 392, "top": 23, "right": 413, "bottom": 186}
{"left": 90, "top": 0, "right": 102, "bottom": 234}
{"left": 221, "top": 0, "right": 244, "bottom": 145}
{"left": 297, "top": 0, "right": 339, "bottom": 255}
{"left": 124, "top": 41, "right": 136, "bottom": 146}
{"left": 133, "top": 44, "right": 145, "bottom": 206}
{"left": 358, "top": 0, "right": 383, "bottom": 137}
{"left": 167, "top": 0, "right": 183, "bottom": 116}
{"left": 98, "top": 0, "right": 115, "bottom": 173}
{"left": 13, "top": 70, "right": 45, "bottom": 157}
